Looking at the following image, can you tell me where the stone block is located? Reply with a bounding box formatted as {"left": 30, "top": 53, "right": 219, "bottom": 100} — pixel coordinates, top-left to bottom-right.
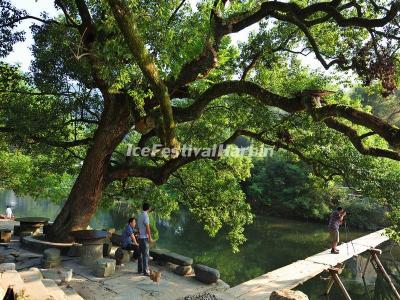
{"left": 0, "top": 263, "right": 16, "bottom": 272}
{"left": 0, "top": 230, "right": 11, "bottom": 242}
{"left": 164, "top": 252, "right": 193, "bottom": 266}
{"left": 270, "top": 289, "right": 309, "bottom": 300}
{"left": 193, "top": 264, "right": 220, "bottom": 284}
{"left": 115, "top": 247, "right": 132, "bottom": 265}
{"left": 95, "top": 258, "right": 116, "bottom": 277}
{"left": 174, "top": 265, "right": 192, "bottom": 276}
{"left": 43, "top": 248, "right": 61, "bottom": 260}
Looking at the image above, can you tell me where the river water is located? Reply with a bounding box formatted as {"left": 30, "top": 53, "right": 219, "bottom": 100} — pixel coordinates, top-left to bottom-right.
{"left": 1, "top": 190, "right": 398, "bottom": 299}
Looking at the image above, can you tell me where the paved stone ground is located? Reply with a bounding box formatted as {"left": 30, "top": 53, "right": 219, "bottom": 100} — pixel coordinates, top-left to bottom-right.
{"left": 56, "top": 249, "right": 231, "bottom": 300}
{"left": 0, "top": 219, "right": 232, "bottom": 300}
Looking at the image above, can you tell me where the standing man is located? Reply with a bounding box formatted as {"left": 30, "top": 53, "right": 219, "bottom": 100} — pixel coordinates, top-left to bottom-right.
{"left": 328, "top": 207, "right": 346, "bottom": 254}
{"left": 137, "top": 203, "right": 153, "bottom": 276}
{"left": 121, "top": 217, "right": 140, "bottom": 259}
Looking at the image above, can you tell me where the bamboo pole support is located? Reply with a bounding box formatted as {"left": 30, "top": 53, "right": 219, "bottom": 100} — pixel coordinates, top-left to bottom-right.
{"left": 328, "top": 268, "right": 352, "bottom": 300}
{"left": 324, "top": 277, "right": 335, "bottom": 295}
{"left": 362, "top": 253, "right": 371, "bottom": 278}
{"left": 325, "top": 264, "right": 344, "bottom": 295}
{"left": 371, "top": 252, "right": 400, "bottom": 300}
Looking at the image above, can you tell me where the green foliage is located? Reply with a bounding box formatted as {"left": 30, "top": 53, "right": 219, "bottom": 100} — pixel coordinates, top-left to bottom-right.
{"left": 1, "top": 0, "right": 400, "bottom": 250}
{"left": 169, "top": 155, "right": 254, "bottom": 252}
{"left": 245, "top": 154, "right": 331, "bottom": 221}
{"left": 0, "top": 144, "right": 74, "bottom": 203}
{"left": 339, "top": 196, "right": 388, "bottom": 230}
{"left": 0, "top": 1, "right": 25, "bottom": 57}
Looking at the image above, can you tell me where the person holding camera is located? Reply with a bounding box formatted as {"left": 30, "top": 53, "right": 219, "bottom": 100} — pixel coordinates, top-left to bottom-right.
{"left": 328, "top": 207, "right": 346, "bottom": 254}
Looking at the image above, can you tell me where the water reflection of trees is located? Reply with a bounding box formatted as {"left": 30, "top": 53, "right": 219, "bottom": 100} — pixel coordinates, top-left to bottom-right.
{"left": 0, "top": 190, "right": 60, "bottom": 219}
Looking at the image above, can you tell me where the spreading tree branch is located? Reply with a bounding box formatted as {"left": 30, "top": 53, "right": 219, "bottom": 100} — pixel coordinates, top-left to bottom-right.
{"left": 108, "top": 0, "right": 178, "bottom": 149}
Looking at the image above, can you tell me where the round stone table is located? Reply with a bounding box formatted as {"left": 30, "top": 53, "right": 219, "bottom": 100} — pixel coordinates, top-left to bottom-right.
{"left": 70, "top": 230, "right": 108, "bottom": 266}
{"left": 15, "top": 217, "right": 50, "bottom": 236}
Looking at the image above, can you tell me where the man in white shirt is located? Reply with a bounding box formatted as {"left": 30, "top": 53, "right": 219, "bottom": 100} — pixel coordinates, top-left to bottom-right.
{"left": 5, "top": 206, "right": 13, "bottom": 219}
{"left": 137, "top": 202, "right": 153, "bottom": 276}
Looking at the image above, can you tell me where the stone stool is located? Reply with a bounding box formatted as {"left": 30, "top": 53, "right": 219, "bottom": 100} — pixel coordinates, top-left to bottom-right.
{"left": 0, "top": 229, "right": 12, "bottom": 243}
{"left": 115, "top": 248, "right": 132, "bottom": 265}
{"left": 94, "top": 258, "right": 116, "bottom": 277}
{"left": 42, "top": 248, "right": 61, "bottom": 268}
{"left": 70, "top": 230, "right": 108, "bottom": 266}
{"left": 174, "top": 265, "right": 193, "bottom": 276}
{"left": 193, "top": 264, "right": 220, "bottom": 284}
{"left": 80, "top": 243, "right": 103, "bottom": 266}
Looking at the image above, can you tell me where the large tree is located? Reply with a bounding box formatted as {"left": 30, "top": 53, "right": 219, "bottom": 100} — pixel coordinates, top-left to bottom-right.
{"left": 1, "top": 0, "right": 400, "bottom": 245}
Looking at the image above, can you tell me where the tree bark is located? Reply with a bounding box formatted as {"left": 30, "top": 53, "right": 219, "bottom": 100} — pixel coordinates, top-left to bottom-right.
{"left": 48, "top": 95, "right": 133, "bottom": 242}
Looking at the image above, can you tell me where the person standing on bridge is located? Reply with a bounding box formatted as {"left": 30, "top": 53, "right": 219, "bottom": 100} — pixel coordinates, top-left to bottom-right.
{"left": 328, "top": 207, "right": 346, "bottom": 254}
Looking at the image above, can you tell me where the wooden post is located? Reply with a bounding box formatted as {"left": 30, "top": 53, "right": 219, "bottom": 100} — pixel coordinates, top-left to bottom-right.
{"left": 371, "top": 252, "right": 400, "bottom": 300}
{"left": 328, "top": 268, "right": 352, "bottom": 300}
{"left": 324, "top": 277, "right": 335, "bottom": 295}
{"left": 325, "top": 264, "right": 344, "bottom": 295}
{"left": 362, "top": 253, "right": 371, "bottom": 278}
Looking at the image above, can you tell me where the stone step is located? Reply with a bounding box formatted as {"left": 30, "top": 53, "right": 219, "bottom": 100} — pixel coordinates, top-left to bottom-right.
{"left": 59, "top": 285, "right": 85, "bottom": 300}
{"left": 19, "top": 268, "right": 54, "bottom": 300}
{"left": 42, "top": 279, "right": 67, "bottom": 300}
{"left": 40, "top": 269, "right": 84, "bottom": 300}
{"left": 0, "top": 270, "right": 25, "bottom": 295}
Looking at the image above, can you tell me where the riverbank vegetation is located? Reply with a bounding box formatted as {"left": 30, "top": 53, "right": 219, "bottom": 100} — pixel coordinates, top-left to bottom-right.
{"left": 244, "top": 153, "right": 388, "bottom": 230}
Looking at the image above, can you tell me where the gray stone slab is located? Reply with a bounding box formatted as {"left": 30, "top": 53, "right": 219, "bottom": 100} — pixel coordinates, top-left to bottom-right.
{"left": 193, "top": 264, "right": 220, "bottom": 284}
{"left": 164, "top": 252, "right": 193, "bottom": 266}
{"left": 150, "top": 248, "right": 170, "bottom": 261}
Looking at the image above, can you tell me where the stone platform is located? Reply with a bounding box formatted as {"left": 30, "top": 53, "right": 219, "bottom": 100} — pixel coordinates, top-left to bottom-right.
{"left": 0, "top": 220, "right": 231, "bottom": 300}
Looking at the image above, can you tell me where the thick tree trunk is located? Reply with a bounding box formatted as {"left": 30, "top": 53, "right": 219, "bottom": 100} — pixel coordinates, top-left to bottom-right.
{"left": 48, "top": 96, "right": 133, "bottom": 242}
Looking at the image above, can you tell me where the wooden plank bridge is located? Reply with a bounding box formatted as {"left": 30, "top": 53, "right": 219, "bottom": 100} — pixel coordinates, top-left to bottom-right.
{"left": 227, "top": 229, "right": 390, "bottom": 299}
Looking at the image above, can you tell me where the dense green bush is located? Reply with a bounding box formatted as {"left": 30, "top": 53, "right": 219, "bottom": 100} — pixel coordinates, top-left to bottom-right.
{"left": 244, "top": 153, "right": 388, "bottom": 229}
{"left": 338, "top": 196, "right": 388, "bottom": 230}
{"left": 244, "top": 154, "right": 331, "bottom": 220}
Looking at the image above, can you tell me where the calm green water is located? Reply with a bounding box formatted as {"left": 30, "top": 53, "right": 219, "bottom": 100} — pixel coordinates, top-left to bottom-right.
{"left": 1, "top": 190, "right": 399, "bottom": 299}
